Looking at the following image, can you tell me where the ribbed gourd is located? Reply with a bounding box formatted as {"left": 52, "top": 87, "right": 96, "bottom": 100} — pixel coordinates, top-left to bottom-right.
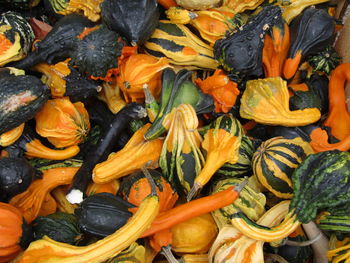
{"left": 252, "top": 136, "right": 314, "bottom": 199}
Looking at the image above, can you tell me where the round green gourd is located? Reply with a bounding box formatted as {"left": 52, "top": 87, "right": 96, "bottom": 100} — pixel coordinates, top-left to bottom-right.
{"left": 252, "top": 136, "right": 314, "bottom": 199}
{"left": 32, "top": 212, "right": 82, "bottom": 244}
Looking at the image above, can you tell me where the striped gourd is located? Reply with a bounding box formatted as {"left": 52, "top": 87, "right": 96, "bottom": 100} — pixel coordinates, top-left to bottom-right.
{"left": 252, "top": 136, "right": 314, "bottom": 199}
{"left": 217, "top": 135, "right": 255, "bottom": 178}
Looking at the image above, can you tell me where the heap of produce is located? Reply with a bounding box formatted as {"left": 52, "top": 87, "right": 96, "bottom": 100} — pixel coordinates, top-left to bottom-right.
{"left": 0, "top": 0, "right": 350, "bottom": 262}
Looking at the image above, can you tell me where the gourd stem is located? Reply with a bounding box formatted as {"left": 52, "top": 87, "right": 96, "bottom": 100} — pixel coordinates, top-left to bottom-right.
{"left": 302, "top": 221, "right": 329, "bottom": 263}
{"left": 285, "top": 232, "right": 321, "bottom": 247}
{"left": 141, "top": 166, "right": 157, "bottom": 197}
{"left": 160, "top": 245, "right": 179, "bottom": 263}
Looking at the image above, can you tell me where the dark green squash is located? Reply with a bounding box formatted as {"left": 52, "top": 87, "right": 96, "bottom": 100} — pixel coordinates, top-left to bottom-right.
{"left": 0, "top": 157, "right": 34, "bottom": 201}
{"left": 214, "top": 5, "right": 282, "bottom": 77}
{"left": 306, "top": 73, "right": 329, "bottom": 115}
{"left": 75, "top": 192, "right": 135, "bottom": 237}
{"left": 0, "top": 69, "right": 49, "bottom": 134}
{"left": 283, "top": 7, "right": 335, "bottom": 79}
{"left": 70, "top": 25, "right": 123, "bottom": 78}
{"left": 12, "top": 14, "right": 94, "bottom": 70}
{"left": 101, "top": 0, "right": 159, "bottom": 45}
{"left": 306, "top": 45, "right": 341, "bottom": 75}
{"left": 289, "top": 86, "right": 322, "bottom": 112}
{"left": 32, "top": 212, "right": 82, "bottom": 244}
{"left": 0, "top": 0, "right": 40, "bottom": 10}
{"left": 276, "top": 235, "right": 313, "bottom": 263}
{"left": 144, "top": 68, "right": 213, "bottom": 140}
{"left": 290, "top": 150, "right": 350, "bottom": 223}
{"left": 217, "top": 135, "right": 255, "bottom": 178}
{"left": 0, "top": 11, "right": 34, "bottom": 66}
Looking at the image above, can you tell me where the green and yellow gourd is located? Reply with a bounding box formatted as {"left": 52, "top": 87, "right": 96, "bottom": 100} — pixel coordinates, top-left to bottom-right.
{"left": 144, "top": 20, "right": 218, "bottom": 70}
{"left": 252, "top": 136, "right": 314, "bottom": 199}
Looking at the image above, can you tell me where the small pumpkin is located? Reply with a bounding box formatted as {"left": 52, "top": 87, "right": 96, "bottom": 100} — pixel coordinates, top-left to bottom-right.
{"left": 35, "top": 97, "right": 90, "bottom": 148}
{"left": 171, "top": 213, "right": 218, "bottom": 254}
{"left": 0, "top": 202, "right": 33, "bottom": 263}
{"left": 116, "top": 53, "right": 170, "bottom": 103}
{"left": 239, "top": 77, "right": 321, "bottom": 126}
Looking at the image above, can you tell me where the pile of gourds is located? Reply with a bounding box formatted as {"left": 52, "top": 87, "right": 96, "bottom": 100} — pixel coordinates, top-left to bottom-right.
{"left": 0, "top": 0, "right": 350, "bottom": 262}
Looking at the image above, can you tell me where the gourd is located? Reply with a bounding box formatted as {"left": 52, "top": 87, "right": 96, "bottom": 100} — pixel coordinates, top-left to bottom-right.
{"left": 35, "top": 97, "right": 90, "bottom": 148}
{"left": 170, "top": 213, "right": 218, "bottom": 254}
{"left": 101, "top": 0, "right": 159, "bottom": 45}
{"left": 34, "top": 60, "right": 101, "bottom": 101}
{"left": 0, "top": 157, "right": 34, "bottom": 201}
{"left": 283, "top": 7, "right": 335, "bottom": 79}
{"left": 92, "top": 123, "right": 163, "bottom": 184}
{"left": 231, "top": 150, "right": 350, "bottom": 242}
{"left": 44, "top": 0, "right": 103, "bottom": 22}
{"left": 323, "top": 63, "right": 350, "bottom": 140}
{"left": 12, "top": 14, "right": 94, "bottom": 70}
{"left": 0, "top": 0, "right": 40, "bottom": 10}
{"left": 252, "top": 136, "right": 314, "bottom": 199}
{"left": 217, "top": 135, "right": 255, "bottom": 178}
{"left": 70, "top": 25, "right": 123, "bottom": 78}
{"left": 145, "top": 68, "right": 213, "bottom": 140}
{"left": 10, "top": 166, "right": 80, "bottom": 223}
{"left": 0, "top": 11, "right": 34, "bottom": 66}
{"left": 0, "top": 202, "right": 33, "bottom": 263}
{"left": 159, "top": 104, "right": 204, "bottom": 195}
{"left": 144, "top": 21, "right": 218, "bottom": 70}
{"left": 221, "top": 0, "right": 263, "bottom": 13}
{"left": 0, "top": 123, "right": 24, "bottom": 147}
{"left": 116, "top": 53, "right": 170, "bottom": 103}
{"left": 306, "top": 46, "right": 341, "bottom": 75}
{"left": 3, "top": 125, "right": 80, "bottom": 160}
{"left": 75, "top": 193, "right": 134, "bottom": 237}
{"left": 119, "top": 169, "right": 178, "bottom": 213}
{"left": 32, "top": 212, "right": 82, "bottom": 244}
{"left": 0, "top": 69, "right": 49, "bottom": 134}
{"left": 14, "top": 168, "right": 160, "bottom": 263}
{"left": 239, "top": 77, "right": 321, "bottom": 126}
{"left": 195, "top": 69, "right": 240, "bottom": 113}
{"left": 187, "top": 114, "right": 243, "bottom": 201}
{"left": 214, "top": 5, "right": 282, "bottom": 76}
{"left": 105, "top": 242, "right": 146, "bottom": 263}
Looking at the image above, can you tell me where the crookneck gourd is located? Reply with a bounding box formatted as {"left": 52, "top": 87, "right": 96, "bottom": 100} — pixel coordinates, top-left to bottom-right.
{"left": 101, "top": 0, "right": 159, "bottom": 45}
{"left": 252, "top": 136, "right": 314, "bottom": 199}
{"left": 0, "top": 69, "right": 49, "bottom": 134}
{"left": 283, "top": 7, "right": 335, "bottom": 79}
{"left": 214, "top": 5, "right": 282, "bottom": 76}
{"left": 12, "top": 14, "right": 94, "bottom": 70}
{"left": 239, "top": 77, "right": 321, "bottom": 126}
{"left": 35, "top": 97, "right": 90, "bottom": 148}
{"left": 187, "top": 114, "right": 243, "bottom": 201}
{"left": 144, "top": 20, "right": 218, "bottom": 70}
{"left": 230, "top": 150, "right": 350, "bottom": 242}
{"left": 144, "top": 68, "right": 213, "bottom": 140}
{"left": 0, "top": 11, "right": 34, "bottom": 66}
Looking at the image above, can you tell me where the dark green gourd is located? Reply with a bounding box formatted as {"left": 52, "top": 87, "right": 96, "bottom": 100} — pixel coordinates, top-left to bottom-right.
{"left": 0, "top": 69, "right": 49, "bottom": 134}
{"left": 75, "top": 193, "right": 135, "bottom": 237}
{"left": 12, "top": 14, "right": 94, "bottom": 70}
{"left": 214, "top": 5, "right": 282, "bottom": 77}
{"left": 70, "top": 25, "right": 123, "bottom": 78}
{"left": 0, "top": 157, "right": 34, "bottom": 201}
{"left": 32, "top": 212, "right": 82, "bottom": 244}
{"left": 101, "top": 0, "right": 159, "bottom": 45}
